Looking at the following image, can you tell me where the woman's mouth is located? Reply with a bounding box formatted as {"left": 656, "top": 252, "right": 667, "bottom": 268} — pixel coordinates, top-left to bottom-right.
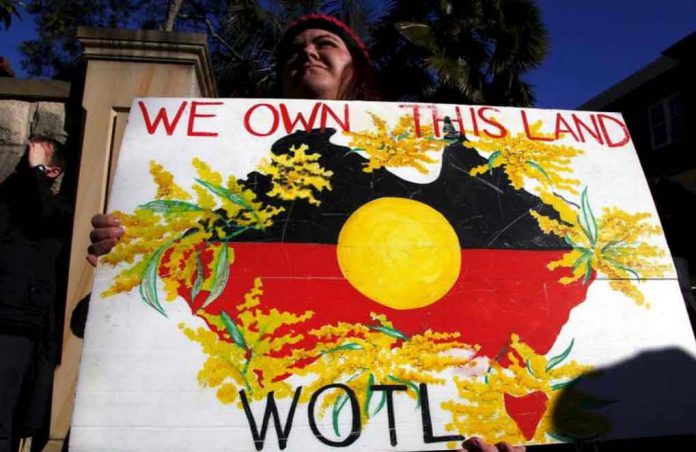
{"left": 303, "top": 63, "right": 327, "bottom": 71}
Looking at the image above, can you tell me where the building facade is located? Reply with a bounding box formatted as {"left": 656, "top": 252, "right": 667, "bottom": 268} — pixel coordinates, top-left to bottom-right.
{"left": 580, "top": 32, "right": 695, "bottom": 287}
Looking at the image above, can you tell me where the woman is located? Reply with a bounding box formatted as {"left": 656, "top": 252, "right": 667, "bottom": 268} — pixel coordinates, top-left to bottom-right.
{"left": 88, "top": 13, "right": 379, "bottom": 264}
{"left": 277, "top": 13, "right": 380, "bottom": 101}
{"left": 87, "top": 14, "right": 524, "bottom": 452}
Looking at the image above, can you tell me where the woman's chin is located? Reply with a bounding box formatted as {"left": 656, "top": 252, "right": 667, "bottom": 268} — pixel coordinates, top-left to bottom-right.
{"left": 291, "top": 77, "right": 337, "bottom": 99}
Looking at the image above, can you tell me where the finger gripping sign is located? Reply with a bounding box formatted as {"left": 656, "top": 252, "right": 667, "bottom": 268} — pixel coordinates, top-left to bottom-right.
{"left": 72, "top": 98, "right": 696, "bottom": 451}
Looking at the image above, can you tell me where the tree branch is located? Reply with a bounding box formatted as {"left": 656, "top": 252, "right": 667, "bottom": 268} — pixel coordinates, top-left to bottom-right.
{"left": 204, "top": 17, "right": 244, "bottom": 61}
{"left": 161, "top": 0, "right": 184, "bottom": 32}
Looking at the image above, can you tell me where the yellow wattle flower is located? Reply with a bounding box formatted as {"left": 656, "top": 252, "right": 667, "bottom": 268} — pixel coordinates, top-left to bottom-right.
{"left": 443, "top": 334, "right": 607, "bottom": 445}
{"left": 292, "top": 314, "right": 476, "bottom": 426}
{"left": 182, "top": 278, "right": 314, "bottom": 407}
{"left": 150, "top": 160, "right": 190, "bottom": 200}
{"left": 344, "top": 113, "right": 446, "bottom": 174}
{"left": 101, "top": 157, "right": 285, "bottom": 300}
{"left": 530, "top": 190, "right": 670, "bottom": 306}
{"left": 257, "top": 143, "right": 333, "bottom": 206}
{"left": 466, "top": 121, "right": 583, "bottom": 195}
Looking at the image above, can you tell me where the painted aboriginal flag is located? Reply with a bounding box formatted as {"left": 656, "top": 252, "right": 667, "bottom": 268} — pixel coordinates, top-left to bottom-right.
{"left": 72, "top": 99, "right": 696, "bottom": 451}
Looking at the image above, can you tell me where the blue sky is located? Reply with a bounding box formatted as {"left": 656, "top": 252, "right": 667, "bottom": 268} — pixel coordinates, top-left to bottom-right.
{"left": 528, "top": 0, "right": 695, "bottom": 108}
{"left": 1, "top": 0, "right": 694, "bottom": 109}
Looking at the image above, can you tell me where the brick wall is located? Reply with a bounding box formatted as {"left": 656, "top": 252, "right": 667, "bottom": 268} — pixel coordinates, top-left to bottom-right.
{"left": 0, "top": 99, "right": 69, "bottom": 184}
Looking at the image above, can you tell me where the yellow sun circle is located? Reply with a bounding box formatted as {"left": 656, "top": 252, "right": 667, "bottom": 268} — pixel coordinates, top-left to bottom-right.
{"left": 337, "top": 197, "right": 461, "bottom": 310}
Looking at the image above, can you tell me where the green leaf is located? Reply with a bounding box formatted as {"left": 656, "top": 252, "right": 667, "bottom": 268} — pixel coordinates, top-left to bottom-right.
{"left": 388, "top": 375, "right": 420, "bottom": 408}
{"left": 220, "top": 311, "right": 247, "bottom": 351}
{"left": 583, "top": 263, "right": 593, "bottom": 284}
{"left": 424, "top": 55, "right": 468, "bottom": 91}
{"left": 368, "top": 325, "right": 410, "bottom": 341}
{"left": 571, "top": 251, "right": 592, "bottom": 271}
{"left": 0, "top": 0, "right": 20, "bottom": 29}
{"left": 487, "top": 151, "right": 502, "bottom": 174}
{"left": 322, "top": 343, "right": 364, "bottom": 354}
{"left": 220, "top": 226, "right": 251, "bottom": 242}
{"left": 577, "top": 219, "right": 593, "bottom": 246}
{"left": 604, "top": 257, "right": 642, "bottom": 281}
{"left": 200, "top": 244, "right": 230, "bottom": 310}
{"left": 190, "top": 248, "right": 204, "bottom": 302}
{"left": 396, "top": 21, "right": 437, "bottom": 52}
{"left": 364, "top": 374, "right": 375, "bottom": 417}
{"left": 526, "top": 359, "right": 538, "bottom": 377}
{"left": 139, "top": 200, "right": 203, "bottom": 214}
{"left": 579, "top": 188, "right": 598, "bottom": 245}
{"left": 526, "top": 160, "right": 552, "bottom": 184}
{"left": 546, "top": 339, "right": 575, "bottom": 371}
{"left": 195, "top": 178, "right": 261, "bottom": 225}
{"left": 138, "top": 245, "right": 168, "bottom": 317}
{"left": 564, "top": 237, "right": 589, "bottom": 252}
{"left": 372, "top": 391, "right": 387, "bottom": 417}
{"left": 600, "top": 239, "right": 624, "bottom": 253}
{"left": 332, "top": 393, "right": 349, "bottom": 436}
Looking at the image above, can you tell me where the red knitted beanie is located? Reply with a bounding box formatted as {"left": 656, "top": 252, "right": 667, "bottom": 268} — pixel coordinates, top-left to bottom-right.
{"left": 276, "top": 13, "right": 372, "bottom": 68}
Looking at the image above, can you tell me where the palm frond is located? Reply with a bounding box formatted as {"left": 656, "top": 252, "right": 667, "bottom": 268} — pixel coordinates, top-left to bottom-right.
{"left": 396, "top": 21, "right": 437, "bottom": 53}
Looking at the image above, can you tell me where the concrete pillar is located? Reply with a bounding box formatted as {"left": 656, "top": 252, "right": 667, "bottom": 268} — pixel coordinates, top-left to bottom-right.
{"left": 49, "top": 27, "right": 216, "bottom": 451}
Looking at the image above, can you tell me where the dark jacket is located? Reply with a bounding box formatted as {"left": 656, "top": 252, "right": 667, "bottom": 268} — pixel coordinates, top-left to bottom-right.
{"left": 0, "top": 162, "right": 71, "bottom": 345}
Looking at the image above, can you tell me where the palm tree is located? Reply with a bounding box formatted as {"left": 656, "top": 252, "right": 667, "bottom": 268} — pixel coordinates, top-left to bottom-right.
{"left": 0, "top": 0, "right": 22, "bottom": 30}
{"left": 369, "top": 0, "right": 549, "bottom": 106}
{"left": 185, "top": 0, "right": 287, "bottom": 97}
{"left": 18, "top": 0, "right": 549, "bottom": 105}
{"left": 196, "top": 0, "right": 549, "bottom": 103}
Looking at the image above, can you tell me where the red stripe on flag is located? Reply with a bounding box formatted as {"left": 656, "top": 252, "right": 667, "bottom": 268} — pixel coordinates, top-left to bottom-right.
{"left": 187, "top": 243, "right": 590, "bottom": 358}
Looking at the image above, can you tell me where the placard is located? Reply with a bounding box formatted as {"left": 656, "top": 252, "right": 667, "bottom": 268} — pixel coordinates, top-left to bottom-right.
{"left": 71, "top": 98, "right": 696, "bottom": 451}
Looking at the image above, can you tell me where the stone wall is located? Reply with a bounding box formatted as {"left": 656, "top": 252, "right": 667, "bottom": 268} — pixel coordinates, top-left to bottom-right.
{"left": 0, "top": 100, "right": 69, "bottom": 185}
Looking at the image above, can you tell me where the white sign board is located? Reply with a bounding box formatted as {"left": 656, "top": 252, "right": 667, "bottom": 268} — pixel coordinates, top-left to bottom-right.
{"left": 72, "top": 98, "right": 696, "bottom": 450}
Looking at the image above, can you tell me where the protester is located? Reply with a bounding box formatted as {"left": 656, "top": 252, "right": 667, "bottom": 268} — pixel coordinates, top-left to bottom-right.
{"left": 86, "top": 14, "right": 525, "bottom": 452}
{"left": 88, "top": 13, "right": 380, "bottom": 263}
{"left": 0, "top": 140, "right": 71, "bottom": 452}
{"left": 277, "top": 13, "right": 381, "bottom": 101}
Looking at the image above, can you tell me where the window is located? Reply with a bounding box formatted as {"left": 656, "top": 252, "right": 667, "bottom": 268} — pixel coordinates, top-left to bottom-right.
{"left": 670, "top": 94, "right": 683, "bottom": 143}
{"left": 649, "top": 93, "right": 684, "bottom": 149}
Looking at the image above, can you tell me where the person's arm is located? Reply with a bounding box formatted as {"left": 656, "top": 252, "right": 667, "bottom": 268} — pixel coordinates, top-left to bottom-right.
{"left": 14, "top": 140, "right": 71, "bottom": 236}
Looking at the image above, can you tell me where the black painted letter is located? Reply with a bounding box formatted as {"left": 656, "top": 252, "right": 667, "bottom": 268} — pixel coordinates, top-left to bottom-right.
{"left": 240, "top": 387, "right": 302, "bottom": 450}
{"left": 371, "top": 384, "right": 407, "bottom": 446}
{"left": 420, "top": 383, "right": 465, "bottom": 444}
{"left": 308, "top": 384, "right": 361, "bottom": 447}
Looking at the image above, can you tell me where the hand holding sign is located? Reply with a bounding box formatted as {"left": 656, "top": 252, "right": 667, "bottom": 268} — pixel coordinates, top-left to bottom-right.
{"left": 87, "top": 213, "right": 124, "bottom": 266}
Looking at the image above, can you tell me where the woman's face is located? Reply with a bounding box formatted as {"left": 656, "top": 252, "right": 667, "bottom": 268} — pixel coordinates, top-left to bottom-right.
{"left": 281, "top": 28, "right": 353, "bottom": 100}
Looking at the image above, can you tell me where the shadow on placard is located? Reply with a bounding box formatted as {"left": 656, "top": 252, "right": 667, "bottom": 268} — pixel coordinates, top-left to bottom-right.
{"left": 528, "top": 347, "right": 696, "bottom": 452}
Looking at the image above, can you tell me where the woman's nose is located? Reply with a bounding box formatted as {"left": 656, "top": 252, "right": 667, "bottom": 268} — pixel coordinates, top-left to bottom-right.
{"left": 302, "top": 44, "right": 320, "bottom": 61}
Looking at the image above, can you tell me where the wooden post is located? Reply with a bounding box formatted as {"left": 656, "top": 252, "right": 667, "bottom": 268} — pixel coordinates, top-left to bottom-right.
{"left": 47, "top": 27, "right": 216, "bottom": 451}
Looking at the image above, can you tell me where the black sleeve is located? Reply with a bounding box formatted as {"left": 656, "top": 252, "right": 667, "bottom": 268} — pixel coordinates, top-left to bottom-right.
{"left": 11, "top": 166, "right": 73, "bottom": 238}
